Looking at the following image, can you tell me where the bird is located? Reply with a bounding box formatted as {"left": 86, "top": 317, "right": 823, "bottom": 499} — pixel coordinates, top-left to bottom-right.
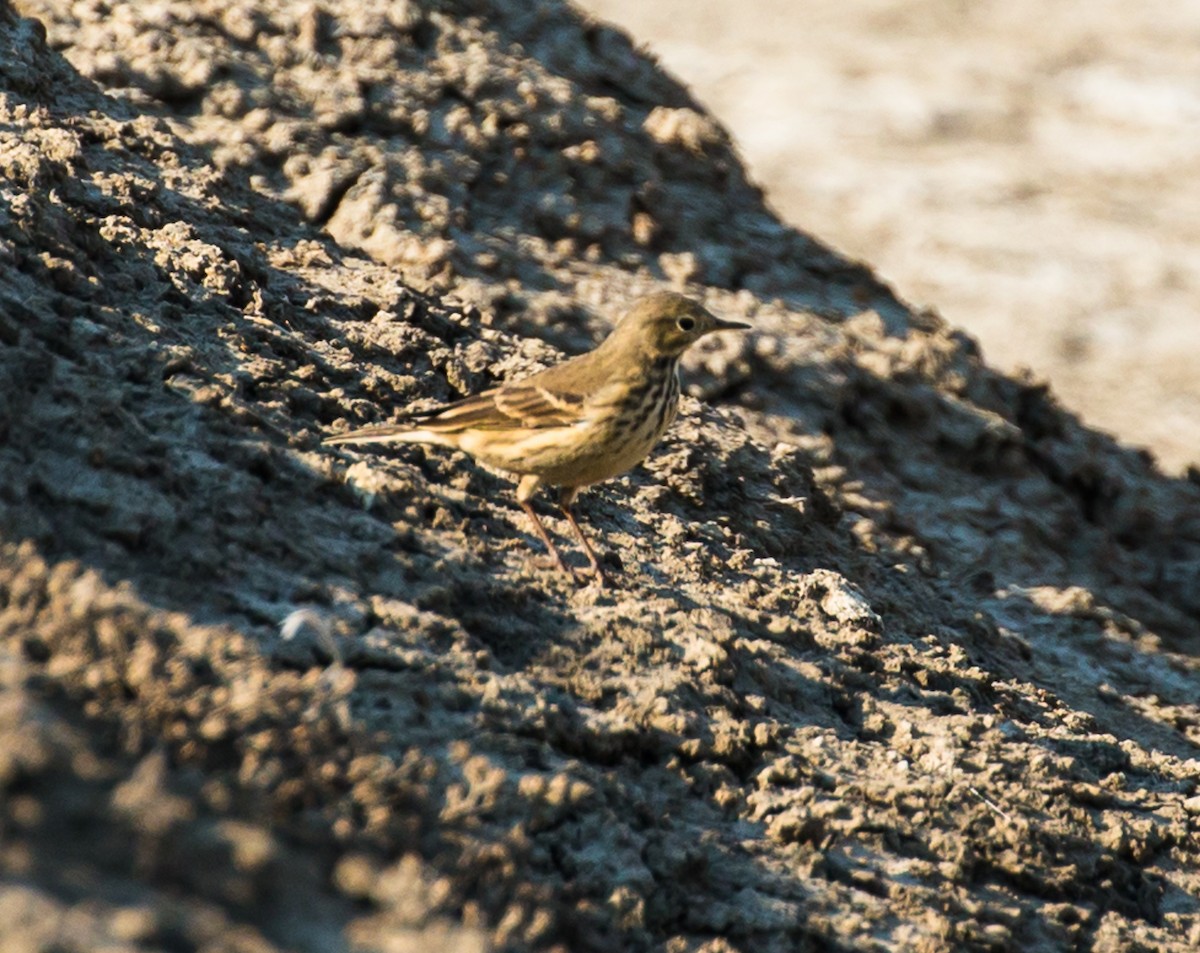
{"left": 325, "top": 292, "right": 749, "bottom": 583}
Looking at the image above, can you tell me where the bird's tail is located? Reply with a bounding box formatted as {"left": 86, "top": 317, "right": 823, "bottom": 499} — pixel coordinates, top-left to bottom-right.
{"left": 323, "top": 424, "right": 446, "bottom": 447}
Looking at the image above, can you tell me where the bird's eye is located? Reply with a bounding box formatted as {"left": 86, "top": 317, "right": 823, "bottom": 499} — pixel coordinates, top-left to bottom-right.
{"left": 677, "top": 317, "right": 696, "bottom": 332}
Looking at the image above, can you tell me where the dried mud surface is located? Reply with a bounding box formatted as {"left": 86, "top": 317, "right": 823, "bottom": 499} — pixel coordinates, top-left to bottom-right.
{"left": 2, "top": 1, "right": 1199, "bottom": 951}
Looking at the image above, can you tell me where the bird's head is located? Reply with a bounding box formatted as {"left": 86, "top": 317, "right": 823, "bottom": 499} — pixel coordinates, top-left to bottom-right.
{"left": 614, "top": 292, "right": 750, "bottom": 358}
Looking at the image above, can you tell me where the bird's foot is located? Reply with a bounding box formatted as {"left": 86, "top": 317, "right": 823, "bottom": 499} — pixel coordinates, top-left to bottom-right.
{"left": 528, "top": 552, "right": 572, "bottom": 574}
{"left": 581, "top": 550, "right": 624, "bottom": 588}
{"left": 527, "top": 554, "right": 608, "bottom": 587}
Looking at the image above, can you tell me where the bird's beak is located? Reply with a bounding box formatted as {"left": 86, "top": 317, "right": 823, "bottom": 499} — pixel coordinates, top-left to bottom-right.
{"left": 712, "top": 317, "right": 751, "bottom": 332}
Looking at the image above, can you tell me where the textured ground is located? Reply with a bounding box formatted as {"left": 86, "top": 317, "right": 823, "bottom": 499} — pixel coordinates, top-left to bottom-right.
{"left": 1, "top": 1, "right": 1199, "bottom": 951}
{"left": 580, "top": 0, "right": 1200, "bottom": 475}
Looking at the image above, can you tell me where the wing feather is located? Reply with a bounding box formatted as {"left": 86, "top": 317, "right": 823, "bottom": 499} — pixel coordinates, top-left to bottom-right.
{"left": 412, "top": 383, "right": 585, "bottom": 432}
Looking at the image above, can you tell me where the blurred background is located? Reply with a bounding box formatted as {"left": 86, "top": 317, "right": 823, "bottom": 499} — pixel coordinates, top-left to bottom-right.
{"left": 579, "top": 0, "right": 1200, "bottom": 475}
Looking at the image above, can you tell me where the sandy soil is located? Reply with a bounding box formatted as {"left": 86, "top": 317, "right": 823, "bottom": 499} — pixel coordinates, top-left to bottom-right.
{"left": 580, "top": 0, "right": 1200, "bottom": 474}
{"left": 2, "top": 1, "right": 1200, "bottom": 951}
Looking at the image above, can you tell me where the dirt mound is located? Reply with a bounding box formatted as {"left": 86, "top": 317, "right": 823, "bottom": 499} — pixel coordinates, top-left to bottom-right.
{"left": 2, "top": 1, "right": 1199, "bottom": 950}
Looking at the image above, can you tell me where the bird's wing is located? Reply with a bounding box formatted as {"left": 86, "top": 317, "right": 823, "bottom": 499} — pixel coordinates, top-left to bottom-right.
{"left": 326, "top": 350, "right": 604, "bottom": 445}
{"left": 412, "top": 381, "right": 586, "bottom": 432}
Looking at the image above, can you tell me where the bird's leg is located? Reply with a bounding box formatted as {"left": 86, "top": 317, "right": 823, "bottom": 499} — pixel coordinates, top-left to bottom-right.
{"left": 559, "top": 487, "right": 606, "bottom": 585}
{"left": 516, "top": 475, "right": 570, "bottom": 575}
{"left": 519, "top": 500, "right": 570, "bottom": 573}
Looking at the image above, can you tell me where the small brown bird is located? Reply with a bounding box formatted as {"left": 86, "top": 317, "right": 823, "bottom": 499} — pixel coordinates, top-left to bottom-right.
{"left": 325, "top": 293, "right": 749, "bottom": 582}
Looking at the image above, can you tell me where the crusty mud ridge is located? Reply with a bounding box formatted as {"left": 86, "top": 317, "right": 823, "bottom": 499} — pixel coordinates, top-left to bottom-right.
{"left": 1, "top": 1, "right": 1198, "bottom": 951}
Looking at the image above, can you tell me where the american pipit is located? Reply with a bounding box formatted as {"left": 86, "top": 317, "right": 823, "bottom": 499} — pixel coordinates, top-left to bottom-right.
{"left": 325, "top": 292, "right": 749, "bottom": 582}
